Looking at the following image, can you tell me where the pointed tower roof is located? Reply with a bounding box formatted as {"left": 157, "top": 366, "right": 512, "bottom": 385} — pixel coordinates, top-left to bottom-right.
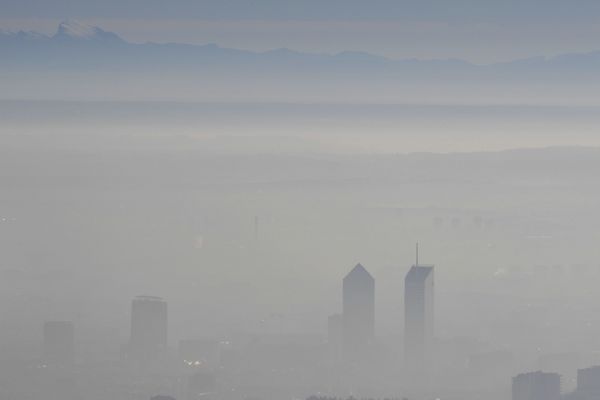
{"left": 344, "top": 263, "right": 374, "bottom": 282}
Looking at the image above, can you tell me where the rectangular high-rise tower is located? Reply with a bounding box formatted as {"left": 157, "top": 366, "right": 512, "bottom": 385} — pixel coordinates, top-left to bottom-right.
{"left": 404, "top": 264, "right": 434, "bottom": 373}
{"left": 130, "top": 295, "right": 168, "bottom": 362}
{"left": 343, "top": 263, "right": 375, "bottom": 363}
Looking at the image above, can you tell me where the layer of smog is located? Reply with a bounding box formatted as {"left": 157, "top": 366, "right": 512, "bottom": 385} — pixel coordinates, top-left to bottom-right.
{"left": 2, "top": 5, "right": 600, "bottom": 400}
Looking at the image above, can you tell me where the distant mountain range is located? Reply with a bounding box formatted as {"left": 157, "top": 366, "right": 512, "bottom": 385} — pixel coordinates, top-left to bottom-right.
{"left": 4, "top": 20, "right": 600, "bottom": 103}
{"left": 0, "top": 21, "right": 124, "bottom": 49}
{"left": 3, "top": 20, "right": 600, "bottom": 80}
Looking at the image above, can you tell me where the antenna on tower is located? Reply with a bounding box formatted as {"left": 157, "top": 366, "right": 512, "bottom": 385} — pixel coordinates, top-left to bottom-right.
{"left": 416, "top": 242, "right": 419, "bottom": 266}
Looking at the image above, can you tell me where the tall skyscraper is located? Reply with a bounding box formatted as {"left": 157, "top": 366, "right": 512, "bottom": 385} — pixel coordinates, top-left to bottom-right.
{"left": 43, "top": 320, "right": 74, "bottom": 365}
{"left": 512, "top": 371, "right": 561, "bottom": 400}
{"left": 404, "top": 253, "right": 434, "bottom": 374}
{"left": 130, "top": 295, "right": 168, "bottom": 362}
{"left": 342, "top": 263, "right": 375, "bottom": 362}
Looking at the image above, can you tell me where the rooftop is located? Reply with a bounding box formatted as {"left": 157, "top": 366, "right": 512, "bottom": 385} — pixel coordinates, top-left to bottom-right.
{"left": 344, "top": 263, "right": 374, "bottom": 281}
{"left": 405, "top": 265, "right": 434, "bottom": 283}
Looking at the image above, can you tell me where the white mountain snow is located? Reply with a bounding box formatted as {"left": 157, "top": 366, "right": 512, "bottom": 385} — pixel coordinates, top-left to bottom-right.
{"left": 53, "top": 20, "right": 123, "bottom": 42}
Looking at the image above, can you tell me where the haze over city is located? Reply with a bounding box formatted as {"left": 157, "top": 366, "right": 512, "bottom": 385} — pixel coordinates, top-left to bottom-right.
{"left": 1, "top": 1, "right": 600, "bottom": 400}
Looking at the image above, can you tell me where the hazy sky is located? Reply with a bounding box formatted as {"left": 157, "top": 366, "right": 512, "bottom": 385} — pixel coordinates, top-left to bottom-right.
{"left": 3, "top": 0, "right": 600, "bottom": 63}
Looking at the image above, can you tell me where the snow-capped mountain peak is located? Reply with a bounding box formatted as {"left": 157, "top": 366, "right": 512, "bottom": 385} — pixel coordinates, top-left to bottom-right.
{"left": 54, "top": 20, "right": 123, "bottom": 42}
{"left": 57, "top": 20, "right": 98, "bottom": 38}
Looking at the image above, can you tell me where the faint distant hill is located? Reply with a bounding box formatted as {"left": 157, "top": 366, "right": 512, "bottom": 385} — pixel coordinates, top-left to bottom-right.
{"left": 3, "top": 20, "right": 600, "bottom": 80}
{"left": 3, "top": 20, "right": 600, "bottom": 103}
{"left": 0, "top": 21, "right": 474, "bottom": 78}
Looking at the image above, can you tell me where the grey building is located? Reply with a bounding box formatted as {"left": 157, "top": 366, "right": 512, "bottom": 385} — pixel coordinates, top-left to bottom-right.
{"left": 577, "top": 366, "right": 600, "bottom": 398}
{"left": 130, "top": 295, "right": 168, "bottom": 362}
{"left": 404, "top": 264, "right": 434, "bottom": 373}
{"left": 512, "top": 371, "right": 561, "bottom": 400}
{"left": 342, "top": 263, "right": 375, "bottom": 362}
